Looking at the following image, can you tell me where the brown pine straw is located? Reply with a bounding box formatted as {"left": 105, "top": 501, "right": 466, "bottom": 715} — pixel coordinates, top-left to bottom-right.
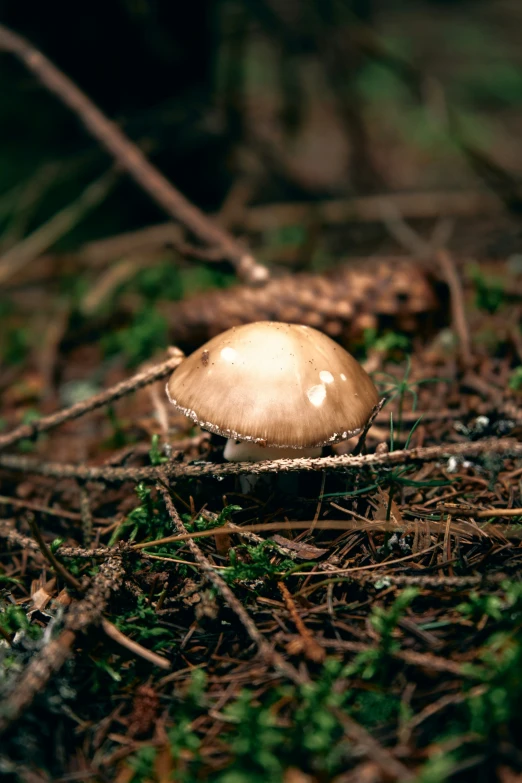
{"left": 278, "top": 581, "right": 326, "bottom": 663}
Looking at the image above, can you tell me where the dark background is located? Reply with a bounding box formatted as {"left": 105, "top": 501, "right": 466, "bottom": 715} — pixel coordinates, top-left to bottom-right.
{"left": 1, "top": 0, "right": 521, "bottom": 245}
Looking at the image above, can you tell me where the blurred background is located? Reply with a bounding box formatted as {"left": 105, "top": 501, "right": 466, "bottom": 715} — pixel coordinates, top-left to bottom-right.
{"left": 0, "top": 0, "right": 521, "bottom": 434}
{"left": 1, "top": 0, "right": 522, "bottom": 220}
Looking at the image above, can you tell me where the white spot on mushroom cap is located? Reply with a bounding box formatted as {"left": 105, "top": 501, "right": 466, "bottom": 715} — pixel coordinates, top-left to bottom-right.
{"left": 220, "top": 347, "right": 237, "bottom": 362}
{"left": 307, "top": 384, "right": 326, "bottom": 407}
{"left": 340, "top": 373, "right": 347, "bottom": 381}
{"left": 319, "top": 370, "right": 334, "bottom": 384}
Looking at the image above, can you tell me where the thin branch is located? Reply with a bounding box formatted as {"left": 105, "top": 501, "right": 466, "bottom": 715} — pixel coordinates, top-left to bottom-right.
{"left": 0, "top": 350, "right": 184, "bottom": 453}
{"left": 378, "top": 200, "right": 472, "bottom": 367}
{"left": 0, "top": 23, "right": 268, "bottom": 285}
{"left": 378, "top": 198, "right": 432, "bottom": 258}
{"left": 352, "top": 397, "right": 387, "bottom": 456}
{"left": 157, "top": 481, "right": 305, "bottom": 685}
{"left": 437, "top": 248, "right": 473, "bottom": 368}
{"left": 321, "top": 639, "right": 465, "bottom": 677}
{"left": 0, "top": 493, "right": 98, "bottom": 522}
{"left": 100, "top": 618, "right": 171, "bottom": 670}
{"left": 333, "top": 709, "right": 414, "bottom": 781}
{"left": 25, "top": 515, "right": 83, "bottom": 592}
{"left": 1, "top": 436, "right": 518, "bottom": 483}
{"left": 75, "top": 189, "right": 503, "bottom": 264}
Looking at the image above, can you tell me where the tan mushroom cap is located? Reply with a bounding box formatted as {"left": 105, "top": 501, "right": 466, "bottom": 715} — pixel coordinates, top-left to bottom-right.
{"left": 166, "top": 321, "right": 379, "bottom": 449}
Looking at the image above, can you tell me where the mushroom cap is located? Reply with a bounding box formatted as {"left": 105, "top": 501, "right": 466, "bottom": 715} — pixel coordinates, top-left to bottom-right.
{"left": 166, "top": 321, "right": 379, "bottom": 448}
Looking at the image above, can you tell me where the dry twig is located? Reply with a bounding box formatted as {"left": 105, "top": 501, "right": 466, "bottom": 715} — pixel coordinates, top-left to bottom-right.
{"left": 333, "top": 709, "right": 414, "bottom": 781}
{"left": 25, "top": 515, "right": 83, "bottom": 592}
{"left": 0, "top": 24, "right": 268, "bottom": 285}
{"left": 1, "top": 436, "right": 518, "bottom": 483}
{"left": 0, "top": 350, "right": 184, "bottom": 453}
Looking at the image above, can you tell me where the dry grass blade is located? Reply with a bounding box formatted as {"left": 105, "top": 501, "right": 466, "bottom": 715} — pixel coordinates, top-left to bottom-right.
{"left": 100, "top": 618, "right": 171, "bottom": 671}
{"left": 0, "top": 168, "right": 117, "bottom": 287}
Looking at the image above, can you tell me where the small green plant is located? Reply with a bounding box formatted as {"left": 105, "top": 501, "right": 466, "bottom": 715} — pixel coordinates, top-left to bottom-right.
{"left": 292, "top": 659, "right": 352, "bottom": 768}
{"left": 224, "top": 540, "right": 298, "bottom": 584}
{"left": 115, "top": 595, "right": 173, "bottom": 651}
{"left": 509, "top": 366, "right": 522, "bottom": 391}
{"left": 347, "top": 588, "right": 418, "bottom": 680}
{"left": 415, "top": 751, "right": 459, "bottom": 783}
{"left": 102, "top": 306, "right": 168, "bottom": 367}
{"left": 17, "top": 408, "right": 43, "bottom": 453}
{"left": 218, "top": 690, "right": 285, "bottom": 781}
{"left": 457, "top": 581, "right": 522, "bottom": 626}
{"left": 148, "top": 433, "right": 168, "bottom": 465}
{"left": 216, "top": 660, "right": 356, "bottom": 780}
{"left": 456, "top": 591, "right": 503, "bottom": 624}
{"left": 363, "top": 327, "right": 410, "bottom": 356}
{"left": 0, "top": 605, "right": 42, "bottom": 641}
{"left": 188, "top": 504, "right": 242, "bottom": 533}
{"left": 469, "top": 265, "right": 505, "bottom": 314}
{"left": 89, "top": 655, "right": 123, "bottom": 691}
{"left": 463, "top": 632, "right": 522, "bottom": 738}
{"left": 374, "top": 358, "right": 447, "bottom": 437}
{"left": 110, "top": 483, "right": 159, "bottom": 545}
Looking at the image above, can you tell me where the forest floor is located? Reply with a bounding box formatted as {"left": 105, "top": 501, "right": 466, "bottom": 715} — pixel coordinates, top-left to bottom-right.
{"left": 1, "top": 11, "right": 522, "bottom": 781}
{"left": 1, "top": 245, "right": 522, "bottom": 783}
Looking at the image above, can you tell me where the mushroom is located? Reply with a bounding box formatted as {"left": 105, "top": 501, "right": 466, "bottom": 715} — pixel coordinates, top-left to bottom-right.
{"left": 166, "top": 322, "right": 379, "bottom": 473}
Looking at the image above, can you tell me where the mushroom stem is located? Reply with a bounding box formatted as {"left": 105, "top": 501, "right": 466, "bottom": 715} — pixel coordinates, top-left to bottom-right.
{"left": 223, "top": 440, "right": 322, "bottom": 495}
{"left": 223, "top": 440, "right": 322, "bottom": 463}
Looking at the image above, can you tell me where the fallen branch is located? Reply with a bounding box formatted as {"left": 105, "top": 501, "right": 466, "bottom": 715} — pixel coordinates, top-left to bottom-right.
{"left": 0, "top": 24, "right": 268, "bottom": 285}
{"left": 0, "top": 350, "right": 184, "bottom": 453}
{"left": 0, "top": 436, "right": 519, "bottom": 483}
